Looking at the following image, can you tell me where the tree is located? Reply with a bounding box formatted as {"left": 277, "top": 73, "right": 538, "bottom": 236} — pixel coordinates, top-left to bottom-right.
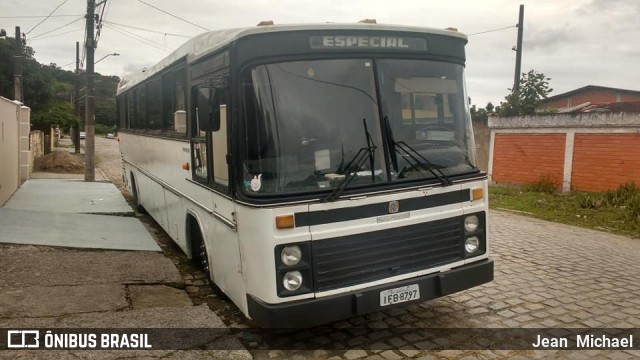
{"left": 31, "top": 102, "right": 78, "bottom": 130}
{"left": 0, "top": 36, "right": 119, "bottom": 129}
{"left": 497, "top": 70, "right": 553, "bottom": 116}
{"left": 485, "top": 102, "right": 494, "bottom": 113}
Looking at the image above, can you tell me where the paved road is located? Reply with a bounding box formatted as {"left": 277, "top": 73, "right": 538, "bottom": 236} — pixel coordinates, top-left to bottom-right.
{"left": 97, "top": 138, "right": 640, "bottom": 359}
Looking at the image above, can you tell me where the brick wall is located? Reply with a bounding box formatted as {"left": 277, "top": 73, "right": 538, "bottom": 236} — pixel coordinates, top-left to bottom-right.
{"left": 489, "top": 113, "right": 640, "bottom": 193}
{"left": 572, "top": 133, "right": 640, "bottom": 192}
{"left": 492, "top": 133, "right": 565, "bottom": 186}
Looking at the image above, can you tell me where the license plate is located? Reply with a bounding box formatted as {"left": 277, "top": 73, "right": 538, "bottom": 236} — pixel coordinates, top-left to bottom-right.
{"left": 379, "top": 284, "right": 420, "bottom": 306}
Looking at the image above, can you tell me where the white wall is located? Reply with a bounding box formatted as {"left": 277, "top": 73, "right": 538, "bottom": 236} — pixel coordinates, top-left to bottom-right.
{"left": 0, "top": 97, "right": 30, "bottom": 206}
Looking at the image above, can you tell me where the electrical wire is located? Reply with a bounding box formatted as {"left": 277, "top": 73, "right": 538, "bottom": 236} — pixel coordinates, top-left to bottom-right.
{"left": 468, "top": 24, "right": 517, "bottom": 36}
{"left": 29, "top": 29, "right": 83, "bottom": 41}
{"left": 29, "top": 16, "right": 83, "bottom": 40}
{"left": 102, "top": 20, "right": 191, "bottom": 38}
{"left": 25, "top": 0, "right": 69, "bottom": 35}
{"left": 94, "top": 0, "right": 108, "bottom": 47}
{"left": 135, "top": 0, "right": 210, "bottom": 32}
{"left": 81, "top": 24, "right": 87, "bottom": 68}
{"left": 0, "top": 14, "right": 82, "bottom": 19}
{"left": 103, "top": 23, "right": 169, "bottom": 52}
{"left": 104, "top": 23, "right": 166, "bottom": 48}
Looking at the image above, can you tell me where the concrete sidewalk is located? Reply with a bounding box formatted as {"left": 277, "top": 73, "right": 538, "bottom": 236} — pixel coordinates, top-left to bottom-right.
{"left": 0, "top": 172, "right": 252, "bottom": 358}
{"left": 0, "top": 178, "right": 159, "bottom": 251}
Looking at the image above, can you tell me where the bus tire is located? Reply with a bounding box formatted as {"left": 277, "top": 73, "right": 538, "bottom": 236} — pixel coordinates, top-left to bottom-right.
{"left": 129, "top": 173, "right": 146, "bottom": 214}
{"left": 188, "top": 216, "right": 212, "bottom": 282}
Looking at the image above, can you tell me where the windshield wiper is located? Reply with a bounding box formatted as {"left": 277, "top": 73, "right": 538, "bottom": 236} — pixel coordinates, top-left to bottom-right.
{"left": 323, "top": 119, "right": 376, "bottom": 202}
{"left": 383, "top": 114, "right": 452, "bottom": 186}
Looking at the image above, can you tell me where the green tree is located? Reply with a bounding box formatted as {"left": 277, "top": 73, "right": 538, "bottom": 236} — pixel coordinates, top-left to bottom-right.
{"left": 0, "top": 36, "right": 119, "bottom": 129}
{"left": 31, "top": 102, "right": 78, "bottom": 130}
{"left": 497, "top": 70, "right": 553, "bottom": 116}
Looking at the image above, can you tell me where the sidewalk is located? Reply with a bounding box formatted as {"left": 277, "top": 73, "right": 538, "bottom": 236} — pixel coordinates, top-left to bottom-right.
{"left": 0, "top": 178, "right": 159, "bottom": 251}
{"left": 0, "top": 171, "right": 252, "bottom": 358}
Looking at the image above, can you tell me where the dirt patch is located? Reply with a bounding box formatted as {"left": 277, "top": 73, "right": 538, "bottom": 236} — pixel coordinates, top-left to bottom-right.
{"left": 35, "top": 151, "right": 85, "bottom": 173}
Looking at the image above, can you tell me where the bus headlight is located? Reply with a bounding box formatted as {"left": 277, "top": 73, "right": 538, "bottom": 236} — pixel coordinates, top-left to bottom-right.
{"left": 465, "top": 236, "right": 480, "bottom": 254}
{"left": 282, "top": 271, "right": 303, "bottom": 291}
{"left": 281, "top": 245, "right": 302, "bottom": 266}
{"left": 464, "top": 215, "right": 479, "bottom": 233}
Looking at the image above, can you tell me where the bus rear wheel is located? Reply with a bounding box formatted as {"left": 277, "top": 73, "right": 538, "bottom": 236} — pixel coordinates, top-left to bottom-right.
{"left": 129, "top": 173, "right": 146, "bottom": 213}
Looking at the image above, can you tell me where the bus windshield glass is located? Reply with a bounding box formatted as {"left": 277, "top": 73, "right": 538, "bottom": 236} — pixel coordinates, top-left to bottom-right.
{"left": 241, "top": 58, "right": 477, "bottom": 196}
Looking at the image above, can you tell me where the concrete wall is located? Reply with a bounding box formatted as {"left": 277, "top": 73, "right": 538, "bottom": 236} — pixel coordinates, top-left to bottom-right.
{"left": 29, "top": 130, "right": 44, "bottom": 173}
{"left": 1, "top": 98, "right": 20, "bottom": 205}
{"left": 19, "top": 106, "right": 30, "bottom": 180}
{"left": 488, "top": 112, "right": 640, "bottom": 192}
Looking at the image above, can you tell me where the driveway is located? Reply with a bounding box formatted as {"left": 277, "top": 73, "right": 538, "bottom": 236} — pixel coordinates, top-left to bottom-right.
{"left": 94, "top": 137, "right": 640, "bottom": 359}
{"left": 215, "top": 211, "right": 640, "bottom": 359}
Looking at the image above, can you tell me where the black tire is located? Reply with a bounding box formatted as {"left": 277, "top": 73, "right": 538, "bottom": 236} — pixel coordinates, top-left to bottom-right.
{"left": 189, "top": 220, "right": 212, "bottom": 281}
{"left": 129, "top": 173, "right": 146, "bottom": 213}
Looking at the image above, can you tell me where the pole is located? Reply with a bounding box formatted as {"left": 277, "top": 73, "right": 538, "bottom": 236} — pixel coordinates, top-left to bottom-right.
{"left": 85, "top": 0, "right": 96, "bottom": 181}
{"left": 13, "top": 26, "right": 23, "bottom": 102}
{"left": 74, "top": 41, "right": 81, "bottom": 154}
{"left": 513, "top": 4, "right": 524, "bottom": 95}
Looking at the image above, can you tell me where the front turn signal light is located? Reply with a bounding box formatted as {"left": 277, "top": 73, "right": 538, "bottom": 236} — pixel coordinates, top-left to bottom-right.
{"left": 276, "top": 214, "right": 295, "bottom": 229}
{"left": 471, "top": 187, "right": 484, "bottom": 201}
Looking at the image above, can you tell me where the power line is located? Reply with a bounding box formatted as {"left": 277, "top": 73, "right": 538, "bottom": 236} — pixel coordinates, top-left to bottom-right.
{"left": 94, "top": 0, "right": 108, "bottom": 47}
{"left": 25, "top": 0, "right": 69, "bottom": 35}
{"left": 0, "top": 14, "right": 82, "bottom": 19}
{"left": 29, "top": 29, "right": 83, "bottom": 41}
{"left": 103, "top": 23, "right": 169, "bottom": 52}
{"left": 104, "top": 23, "right": 165, "bottom": 48}
{"left": 102, "top": 20, "right": 191, "bottom": 38}
{"left": 30, "top": 16, "right": 83, "bottom": 39}
{"left": 468, "top": 24, "right": 517, "bottom": 36}
{"left": 135, "top": 0, "right": 210, "bottom": 32}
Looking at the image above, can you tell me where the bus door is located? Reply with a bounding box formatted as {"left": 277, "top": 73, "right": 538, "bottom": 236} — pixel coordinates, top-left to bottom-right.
{"left": 192, "top": 76, "right": 243, "bottom": 303}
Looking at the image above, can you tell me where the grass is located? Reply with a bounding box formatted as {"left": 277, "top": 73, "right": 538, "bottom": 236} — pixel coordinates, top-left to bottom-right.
{"left": 489, "top": 182, "right": 640, "bottom": 239}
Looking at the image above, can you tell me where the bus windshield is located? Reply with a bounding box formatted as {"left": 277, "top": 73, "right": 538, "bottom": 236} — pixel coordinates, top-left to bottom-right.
{"left": 241, "top": 58, "right": 477, "bottom": 197}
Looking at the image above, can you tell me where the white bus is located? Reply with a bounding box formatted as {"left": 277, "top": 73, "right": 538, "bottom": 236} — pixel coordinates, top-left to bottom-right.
{"left": 116, "top": 22, "right": 493, "bottom": 328}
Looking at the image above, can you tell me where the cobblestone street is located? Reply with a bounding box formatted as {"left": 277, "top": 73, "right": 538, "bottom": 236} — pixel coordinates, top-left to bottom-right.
{"left": 95, "top": 138, "right": 640, "bottom": 359}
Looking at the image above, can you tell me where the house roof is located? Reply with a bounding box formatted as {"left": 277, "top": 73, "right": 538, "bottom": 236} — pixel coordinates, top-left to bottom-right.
{"left": 543, "top": 85, "right": 640, "bottom": 102}
{"left": 558, "top": 101, "right": 640, "bottom": 113}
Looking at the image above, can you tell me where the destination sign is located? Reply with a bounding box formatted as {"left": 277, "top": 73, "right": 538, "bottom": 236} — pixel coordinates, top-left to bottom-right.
{"left": 310, "top": 35, "right": 427, "bottom": 51}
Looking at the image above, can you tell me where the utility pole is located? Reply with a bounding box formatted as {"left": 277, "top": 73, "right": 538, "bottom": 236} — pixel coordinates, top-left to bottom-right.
{"left": 512, "top": 4, "right": 525, "bottom": 96}
{"left": 13, "top": 26, "right": 23, "bottom": 102}
{"left": 74, "top": 41, "right": 81, "bottom": 154}
{"left": 85, "top": 0, "right": 96, "bottom": 181}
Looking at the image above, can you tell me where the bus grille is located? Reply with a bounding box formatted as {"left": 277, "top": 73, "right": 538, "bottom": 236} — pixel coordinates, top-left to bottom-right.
{"left": 311, "top": 216, "right": 464, "bottom": 292}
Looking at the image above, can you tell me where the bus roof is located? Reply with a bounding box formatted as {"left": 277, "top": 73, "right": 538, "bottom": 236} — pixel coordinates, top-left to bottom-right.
{"left": 117, "top": 22, "right": 467, "bottom": 94}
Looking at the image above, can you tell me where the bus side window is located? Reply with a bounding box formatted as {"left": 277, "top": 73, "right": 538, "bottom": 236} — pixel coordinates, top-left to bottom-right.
{"left": 212, "top": 86, "right": 228, "bottom": 188}
{"left": 191, "top": 85, "right": 211, "bottom": 185}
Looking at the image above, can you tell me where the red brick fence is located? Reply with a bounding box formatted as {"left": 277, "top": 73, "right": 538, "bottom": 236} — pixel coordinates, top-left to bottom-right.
{"left": 488, "top": 113, "right": 640, "bottom": 192}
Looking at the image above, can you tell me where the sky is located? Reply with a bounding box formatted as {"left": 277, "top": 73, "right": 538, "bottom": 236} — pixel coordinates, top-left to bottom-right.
{"left": 1, "top": 0, "right": 639, "bottom": 107}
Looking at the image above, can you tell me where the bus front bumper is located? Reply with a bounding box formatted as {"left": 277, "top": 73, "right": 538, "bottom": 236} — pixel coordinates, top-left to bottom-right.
{"left": 247, "top": 258, "right": 493, "bottom": 328}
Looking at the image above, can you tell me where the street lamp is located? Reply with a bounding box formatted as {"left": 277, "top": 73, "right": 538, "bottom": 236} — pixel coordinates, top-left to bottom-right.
{"left": 94, "top": 52, "right": 119, "bottom": 64}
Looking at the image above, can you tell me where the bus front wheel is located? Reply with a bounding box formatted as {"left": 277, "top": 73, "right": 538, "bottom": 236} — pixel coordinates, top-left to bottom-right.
{"left": 188, "top": 217, "right": 212, "bottom": 282}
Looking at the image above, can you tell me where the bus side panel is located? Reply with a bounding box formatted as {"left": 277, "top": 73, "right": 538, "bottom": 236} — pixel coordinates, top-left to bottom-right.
{"left": 140, "top": 175, "right": 169, "bottom": 231}
{"left": 165, "top": 189, "right": 186, "bottom": 252}
{"left": 207, "top": 195, "right": 246, "bottom": 314}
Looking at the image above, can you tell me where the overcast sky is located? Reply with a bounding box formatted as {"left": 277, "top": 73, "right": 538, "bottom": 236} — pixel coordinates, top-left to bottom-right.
{"left": 2, "top": 0, "right": 639, "bottom": 107}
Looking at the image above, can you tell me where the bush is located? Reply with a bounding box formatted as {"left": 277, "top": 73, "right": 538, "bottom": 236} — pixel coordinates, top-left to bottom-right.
{"left": 95, "top": 123, "right": 115, "bottom": 135}
{"left": 525, "top": 174, "right": 559, "bottom": 194}
{"left": 577, "top": 182, "right": 640, "bottom": 222}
